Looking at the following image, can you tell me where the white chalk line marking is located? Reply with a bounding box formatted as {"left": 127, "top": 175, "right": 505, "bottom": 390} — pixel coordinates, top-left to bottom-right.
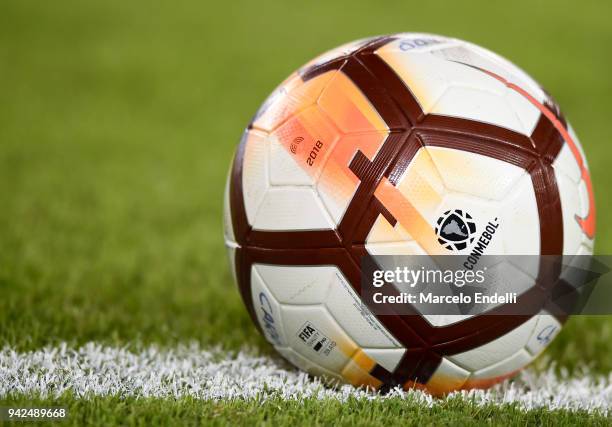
{"left": 0, "top": 343, "right": 610, "bottom": 414}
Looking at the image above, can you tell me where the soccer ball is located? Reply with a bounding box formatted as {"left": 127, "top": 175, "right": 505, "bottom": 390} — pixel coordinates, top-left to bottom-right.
{"left": 223, "top": 33, "right": 595, "bottom": 393}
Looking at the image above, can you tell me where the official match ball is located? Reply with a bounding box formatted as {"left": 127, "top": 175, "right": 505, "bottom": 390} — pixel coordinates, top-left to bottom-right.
{"left": 223, "top": 33, "right": 595, "bottom": 393}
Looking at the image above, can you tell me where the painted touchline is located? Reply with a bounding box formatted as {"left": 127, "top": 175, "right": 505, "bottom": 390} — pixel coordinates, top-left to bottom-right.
{"left": 0, "top": 343, "right": 609, "bottom": 414}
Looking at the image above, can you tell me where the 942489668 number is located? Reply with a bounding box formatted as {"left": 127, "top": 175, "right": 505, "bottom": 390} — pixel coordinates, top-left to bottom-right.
{"left": 1, "top": 407, "right": 68, "bottom": 420}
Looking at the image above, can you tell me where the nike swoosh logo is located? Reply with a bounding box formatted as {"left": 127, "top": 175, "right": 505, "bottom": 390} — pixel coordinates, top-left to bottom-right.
{"left": 453, "top": 62, "right": 596, "bottom": 240}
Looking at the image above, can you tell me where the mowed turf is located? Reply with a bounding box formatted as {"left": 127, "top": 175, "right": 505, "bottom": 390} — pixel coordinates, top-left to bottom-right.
{"left": 1, "top": 394, "right": 609, "bottom": 427}
{"left": 0, "top": 0, "right": 611, "bottom": 424}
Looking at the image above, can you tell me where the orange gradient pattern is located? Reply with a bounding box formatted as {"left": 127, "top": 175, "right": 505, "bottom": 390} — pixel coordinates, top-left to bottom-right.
{"left": 247, "top": 70, "right": 391, "bottom": 225}
{"left": 476, "top": 67, "right": 596, "bottom": 239}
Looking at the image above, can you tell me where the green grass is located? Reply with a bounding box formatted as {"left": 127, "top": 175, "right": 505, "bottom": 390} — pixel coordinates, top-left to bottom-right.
{"left": 0, "top": 0, "right": 611, "bottom": 424}
{"left": 1, "top": 394, "right": 610, "bottom": 427}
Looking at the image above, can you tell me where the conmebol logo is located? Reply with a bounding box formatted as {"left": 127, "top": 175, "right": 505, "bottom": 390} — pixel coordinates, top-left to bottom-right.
{"left": 435, "top": 209, "right": 476, "bottom": 251}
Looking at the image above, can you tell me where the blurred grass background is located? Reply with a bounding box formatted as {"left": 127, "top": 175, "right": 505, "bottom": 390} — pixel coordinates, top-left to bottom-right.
{"left": 0, "top": 0, "right": 610, "bottom": 373}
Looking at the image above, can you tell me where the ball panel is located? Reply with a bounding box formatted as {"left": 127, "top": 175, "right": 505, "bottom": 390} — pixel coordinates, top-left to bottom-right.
{"left": 269, "top": 134, "right": 315, "bottom": 186}
{"left": 318, "top": 71, "right": 388, "bottom": 133}
{"left": 567, "top": 123, "right": 590, "bottom": 170}
{"left": 429, "top": 85, "right": 528, "bottom": 134}
{"left": 576, "top": 183, "right": 595, "bottom": 249}
{"left": 250, "top": 73, "right": 303, "bottom": 134}
{"left": 299, "top": 37, "right": 372, "bottom": 73}
{"left": 553, "top": 144, "right": 582, "bottom": 184}
{"left": 252, "top": 187, "right": 335, "bottom": 231}
{"left": 448, "top": 316, "right": 537, "bottom": 372}
{"left": 372, "top": 176, "right": 443, "bottom": 255}
{"left": 362, "top": 146, "right": 447, "bottom": 256}
{"left": 366, "top": 240, "right": 428, "bottom": 256}
{"left": 225, "top": 245, "right": 237, "bottom": 286}
{"left": 477, "top": 261, "right": 538, "bottom": 310}
{"left": 254, "top": 264, "right": 335, "bottom": 305}
{"left": 250, "top": 267, "right": 288, "bottom": 347}
{"left": 525, "top": 314, "right": 562, "bottom": 357}
{"left": 276, "top": 346, "right": 344, "bottom": 385}
{"left": 341, "top": 349, "right": 382, "bottom": 389}
{"left": 505, "top": 88, "right": 542, "bottom": 136}
{"left": 422, "top": 314, "right": 471, "bottom": 328}
{"left": 316, "top": 132, "right": 387, "bottom": 225}
{"left": 424, "top": 357, "right": 470, "bottom": 395}
{"left": 223, "top": 169, "right": 235, "bottom": 244}
{"left": 241, "top": 129, "right": 269, "bottom": 226}
{"left": 381, "top": 33, "right": 455, "bottom": 53}
{"left": 251, "top": 103, "right": 344, "bottom": 229}
{"left": 460, "top": 40, "right": 547, "bottom": 105}
{"left": 367, "top": 146, "right": 540, "bottom": 258}
{"left": 553, "top": 126, "right": 594, "bottom": 254}
{"left": 555, "top": 171, "right": 588, "bottom": 255}
{"left": 366, "top": 213, "right": 416, "bottom": 244}
{"left": 279, "top": 305, "right": 358, "bottom": 373}
{"left": 361, "top": 348, "right": 406, "bottom": 373}
{"left": 374, "top": 41, "right": 457, "bottom": 116}
{"left": 325, "top": 271, "right": 401, "bottom": 348}
{"left": 469, "top": 348, "right": 533, "bottom": 381}
{"left": 376, "top": 39, "right": 542, "bottom": 135}
{"left": 251, "top": 71, "right": 336, "bottom": 133}
{"left": 269, "top": 105, "right": 340, "bottom": 184}
{"left": 393, "top": 147, "right": 446, "bottom": 219}
{"left": 498, "top": 173, "right": 541, "bottom": 255}
{"left": 425, "top": 146, "right": 527, "bottom": 201}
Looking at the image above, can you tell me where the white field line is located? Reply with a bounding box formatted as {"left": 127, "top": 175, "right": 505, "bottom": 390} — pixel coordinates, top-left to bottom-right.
{"left": 0, "top": 343, "right": 610, "bottom": 414}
